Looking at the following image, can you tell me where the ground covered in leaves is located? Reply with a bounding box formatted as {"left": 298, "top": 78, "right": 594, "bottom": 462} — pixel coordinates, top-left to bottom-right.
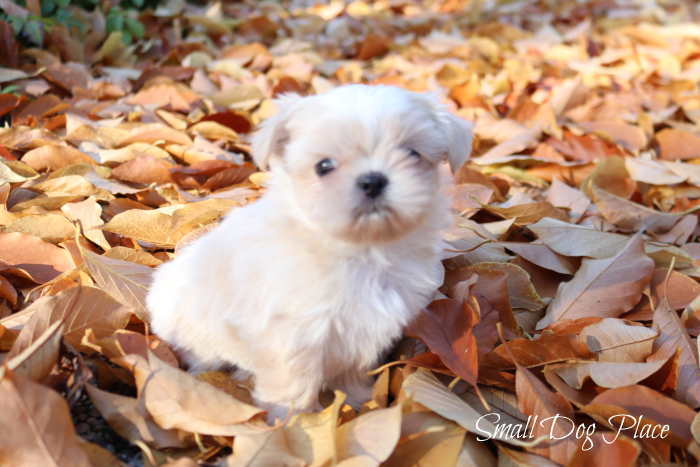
{"left": 1, "top": 0, "right": 700, "bottom": 465}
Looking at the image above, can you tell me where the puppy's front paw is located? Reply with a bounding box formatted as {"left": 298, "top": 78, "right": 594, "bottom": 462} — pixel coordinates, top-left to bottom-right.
{"left": 341, "top": 381, "right": 374, "bottom": 410}
{"left": 254, "top": 399, "right": 290, "bottom": 425}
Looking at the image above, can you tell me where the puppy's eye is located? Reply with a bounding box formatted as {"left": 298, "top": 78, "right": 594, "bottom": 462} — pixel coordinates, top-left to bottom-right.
{"left": 408, "top": 149, "right": 422, "bottom": 159}
{"left": 314, "top": 158, "right": 336, "bottom": 177}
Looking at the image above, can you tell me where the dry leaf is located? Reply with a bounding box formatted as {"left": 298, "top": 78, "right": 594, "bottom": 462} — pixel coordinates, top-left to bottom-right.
{"left": 14, "top": 285, "right": 131, "bottom": 352}
{"left": 86, "top": 383, "right": 187, "bottom": 449}
{"left": 0, "top": 368, "right": 92, "bottom": 466}
{"left": 652, "top": 298, "right": 700, "bottom": 408}
{"left": 22, "top": 144, "right": 95, "bottom": 171}
{"left": 0, "top": 232, "right": 74, "bottom": 283}
{"left": 537, "top": 235, "right": 654, "bottom": 329}
{"left": 138, "top": 353, "right": 265, "bottom": 436}
{"left": 81, "top": 247, "right": 152, "bottom": 320}
{"left": 406, "top": 299, "right": 479, "bottom": 387}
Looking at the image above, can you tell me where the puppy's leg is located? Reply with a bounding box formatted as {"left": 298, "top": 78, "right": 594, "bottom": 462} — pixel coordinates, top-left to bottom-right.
{"left": 332, "top": 369, "right": 374, "bottom": 409}
{"left": 252, "top": 363, "right": 323, "bottom": 423}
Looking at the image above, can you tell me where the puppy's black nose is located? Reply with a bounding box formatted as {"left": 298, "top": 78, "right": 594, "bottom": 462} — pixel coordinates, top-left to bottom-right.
{"left": 356, "top": 171, "right": 389, "bottom": 199}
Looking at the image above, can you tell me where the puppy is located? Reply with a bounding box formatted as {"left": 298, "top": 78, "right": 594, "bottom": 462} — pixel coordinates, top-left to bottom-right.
{"left": 147, "top": 84, "right": 473, "bottom": 420}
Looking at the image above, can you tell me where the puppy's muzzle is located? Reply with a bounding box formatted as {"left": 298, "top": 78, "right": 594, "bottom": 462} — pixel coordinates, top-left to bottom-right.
{"left": 356, "top": 171, "right": 389, "bottom": 199}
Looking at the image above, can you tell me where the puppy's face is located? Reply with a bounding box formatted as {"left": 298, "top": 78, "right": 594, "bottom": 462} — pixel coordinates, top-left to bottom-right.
{"left": 252, "top": 85, "right": 473, "bottom": 243}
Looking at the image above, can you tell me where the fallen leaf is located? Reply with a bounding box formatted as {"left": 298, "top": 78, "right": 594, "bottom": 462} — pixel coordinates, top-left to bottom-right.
{"left": 0, "top": 368, "right": 92, "bottom": 466}
{"left": 102, "top": 199, "right": 238, "bottom": 248}
{"left": 500, "top": 242, "right": 577, "bottom": 274}
{"left": 656, "top": 128, "right": 700, "bottom": 160}
{"left": 444, "top": 262, "right": 545, "bottom": 311}
{"left": 516, "top": 361, "right": 579, "bottom": 463}
{"left": 226, "top": 428, "right": 305, "bottom": 467}
{"left": 138, "top": 353, "right": 265, "bottom": 436}
{"left": 529, "top": 217, "right": 632, "bottom": 258}
{"left": 6, "top": 320, "right": 63, "bottom": 382}
{"left": 582, "top": 385, "right": 694, "bottom": 447}
{"left": 652, "top": 298, "right": 700, "bottom": 408}
{"left": 21, "top": 144, "right": 95, "bottom": 171}
{"left": 406, "top": 298, "right": 478, "bottom": 387}
{"left": 112, "top": 154, "right": 175, "bottom": 185}
{"left": 14, "top": 285, "right": 130, "bottom": 352}
{"left": 86, "top": 383, "right": 187, "bottom": 449}
{"left": 537, "top": 234, "right": 654, "bottom": 329}
{"left": 0, "top": 232, "right": 74, "bottom": 283}
{"left": 336, "top": 404, "right": 402, "bottom": 464}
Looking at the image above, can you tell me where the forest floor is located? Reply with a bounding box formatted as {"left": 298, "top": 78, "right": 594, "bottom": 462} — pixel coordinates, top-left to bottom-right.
{"left": 1, "top": 0, "right": 700, "bottom": 465}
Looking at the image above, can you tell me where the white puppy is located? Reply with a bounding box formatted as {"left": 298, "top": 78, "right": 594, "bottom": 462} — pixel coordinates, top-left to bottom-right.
{"left": 147, "top": 84, "right": 472, "bottom": 420}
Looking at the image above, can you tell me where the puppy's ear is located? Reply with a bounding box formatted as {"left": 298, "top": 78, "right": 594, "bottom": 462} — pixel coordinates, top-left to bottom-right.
{"left": 437, "top": 110, "right": 473, "bottom": 173}
{"left": 251, "top": 94, "right": 303, "bottom": 170}
{"left": 421, "top": 93, "right": 473, "bottom": 172}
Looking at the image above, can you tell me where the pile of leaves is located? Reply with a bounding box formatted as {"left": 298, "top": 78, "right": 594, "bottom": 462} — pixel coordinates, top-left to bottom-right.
{"left": 1, "top": 0, "right": 700, "bottom": 465}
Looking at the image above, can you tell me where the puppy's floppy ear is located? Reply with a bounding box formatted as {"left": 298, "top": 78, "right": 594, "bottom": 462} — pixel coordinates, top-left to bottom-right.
{"left": 421, "top": 93, "right": 473, "bottom": 172}
{"left": 251, "top": 94, "right": 303, "bottom": 170}
{"left": 437, "top": 110, "right": 473, "bottom": 173}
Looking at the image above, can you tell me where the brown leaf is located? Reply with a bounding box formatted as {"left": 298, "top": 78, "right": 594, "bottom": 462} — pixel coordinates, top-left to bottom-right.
{"left": 546, "top": 178, "right": 590, "bottom": 223}
{"left": 226, "top": 429, "right": 304, "bottom": 467}
{"left": 579, "top": 120, "right": 647, "bottom": 152}
{"left": 401, "top": 370, "right": 521, "bottom": 446}
{"left": 102, "top": 199, "right": 238, "bottom": 248}
{"left": 336, "top": 404, "right": 402, "bottom": 464}
{"left": 6, "top": 320, "right": 62, "bottom": 382}
{"left": 629, "top": 268, "right": 700, "bottom": 319}
{"left": 21, "top": 144, "right": 95, "bottom": 171}
{"left": 656, "top": 128, "right": 700, "bottom": 160}
{"left": 483, "top": 333, "right": 593, "bottom": 370}
{"left": 61, "top": 197, "right": 111, "bottom": 250}
{"left": 529, "top": 217, "right": 630, "bottom": 258}
{"left": 86, "top": 383, "right": 187, "bottom": 449}
{"left": 516, "top": 363, "right": 579, "bottom": 463}
{"left": 13, "top": 285, "right": 131, "bottom": 353}
{"left": 567, "top": 432, "right": 640, "bottom": 467}
{"left": 197, "top": 110, "right": 253, "bottom": 134}
{"left": 5, "top": 213, "right": 75, "bottom": 243}
{"left": 500, "top": 242, "right": 577, "bottom": 274}
{"left": 281, "top": 391, "right": 345, "bottom": 465}
{"left": 112, "top": 154, "right": 175, "bottom": 185}
{"left": 127, "top": 82, "right": 200, "bottom": 112}
{"left": 0, "top": 368, "right": 92, "bottom": 466}
{"left": 81, "top": 248, "right": 152, "bottom": 319}
{"left": 0, "top": 232, "right": 74, "bottom": 283}
{"left": 582, "top": 385, "right": 694, "bottom": 447}
{"left": 0, "top": 21, "right": 19, "bottom": 68}
{"left": 468, "top": 270, "right": 518, "bottom": 355}
{"left": 537, "top": 234, "right": 654, "bottom": 329}
{"left": 356, "top": 34, "right": 390, "bottom": 60}
{"left": 406, "top": 299, "right": 479, "bottom": 387}
{"left": 117, "top": 123, "right": 193, "bottom": 147}
{"left": 591, "top": 184, "right": 686, "bottom": 233}
{"left": 652, "top": 298, "right": 700, "bottom": 408}
{"left": 383, "top": 412, "right": 466, "bottom": 467}
{"left": 136, "top": 353, "right": 265, "bottom": 436}
{"left": 580, "top": 318, "right": 657, "bottom": 362}
{"left": 444, "top": 262, "right": 545, "bottom": 311}
{"left": 202, "top": 163, "right": 257, "bottom": 192}
{"left": 88, "top": 329, "right": 179, "bottom": 369}
{"left": 547, "top": 130, "right": 625, "bottom": 163}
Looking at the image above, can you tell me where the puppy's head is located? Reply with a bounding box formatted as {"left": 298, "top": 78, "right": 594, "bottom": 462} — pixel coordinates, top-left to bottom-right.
{"left": 251, "top": 84, "right": 473, "bottom": 243}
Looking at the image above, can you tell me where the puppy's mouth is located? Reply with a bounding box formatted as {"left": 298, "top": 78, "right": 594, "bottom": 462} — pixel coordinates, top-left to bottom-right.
{"left": 347, "top": 200, "right": 413, "bottom": 243}
{"left": 354, "top": 200, "right": 390, "bottom": 217}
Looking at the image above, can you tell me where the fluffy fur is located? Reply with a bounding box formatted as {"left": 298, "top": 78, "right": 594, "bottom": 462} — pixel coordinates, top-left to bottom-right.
{"left": 147, "top": 84, "right": 473, "bottom": 420}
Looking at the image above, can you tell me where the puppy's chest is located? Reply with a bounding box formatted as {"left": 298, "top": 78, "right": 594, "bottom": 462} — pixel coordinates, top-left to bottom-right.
{"left": 313, "top": 254, "right": 438, "bottom": 348}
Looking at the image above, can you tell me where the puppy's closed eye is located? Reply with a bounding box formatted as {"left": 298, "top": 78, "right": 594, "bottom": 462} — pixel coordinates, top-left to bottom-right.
{"left": 407, "top": 148, "right": 422, "bottom": 159}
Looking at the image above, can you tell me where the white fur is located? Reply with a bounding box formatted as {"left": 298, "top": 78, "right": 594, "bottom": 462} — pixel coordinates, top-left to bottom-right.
{"left": 147, "top": 85, "right": 472, "bottom": 420}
